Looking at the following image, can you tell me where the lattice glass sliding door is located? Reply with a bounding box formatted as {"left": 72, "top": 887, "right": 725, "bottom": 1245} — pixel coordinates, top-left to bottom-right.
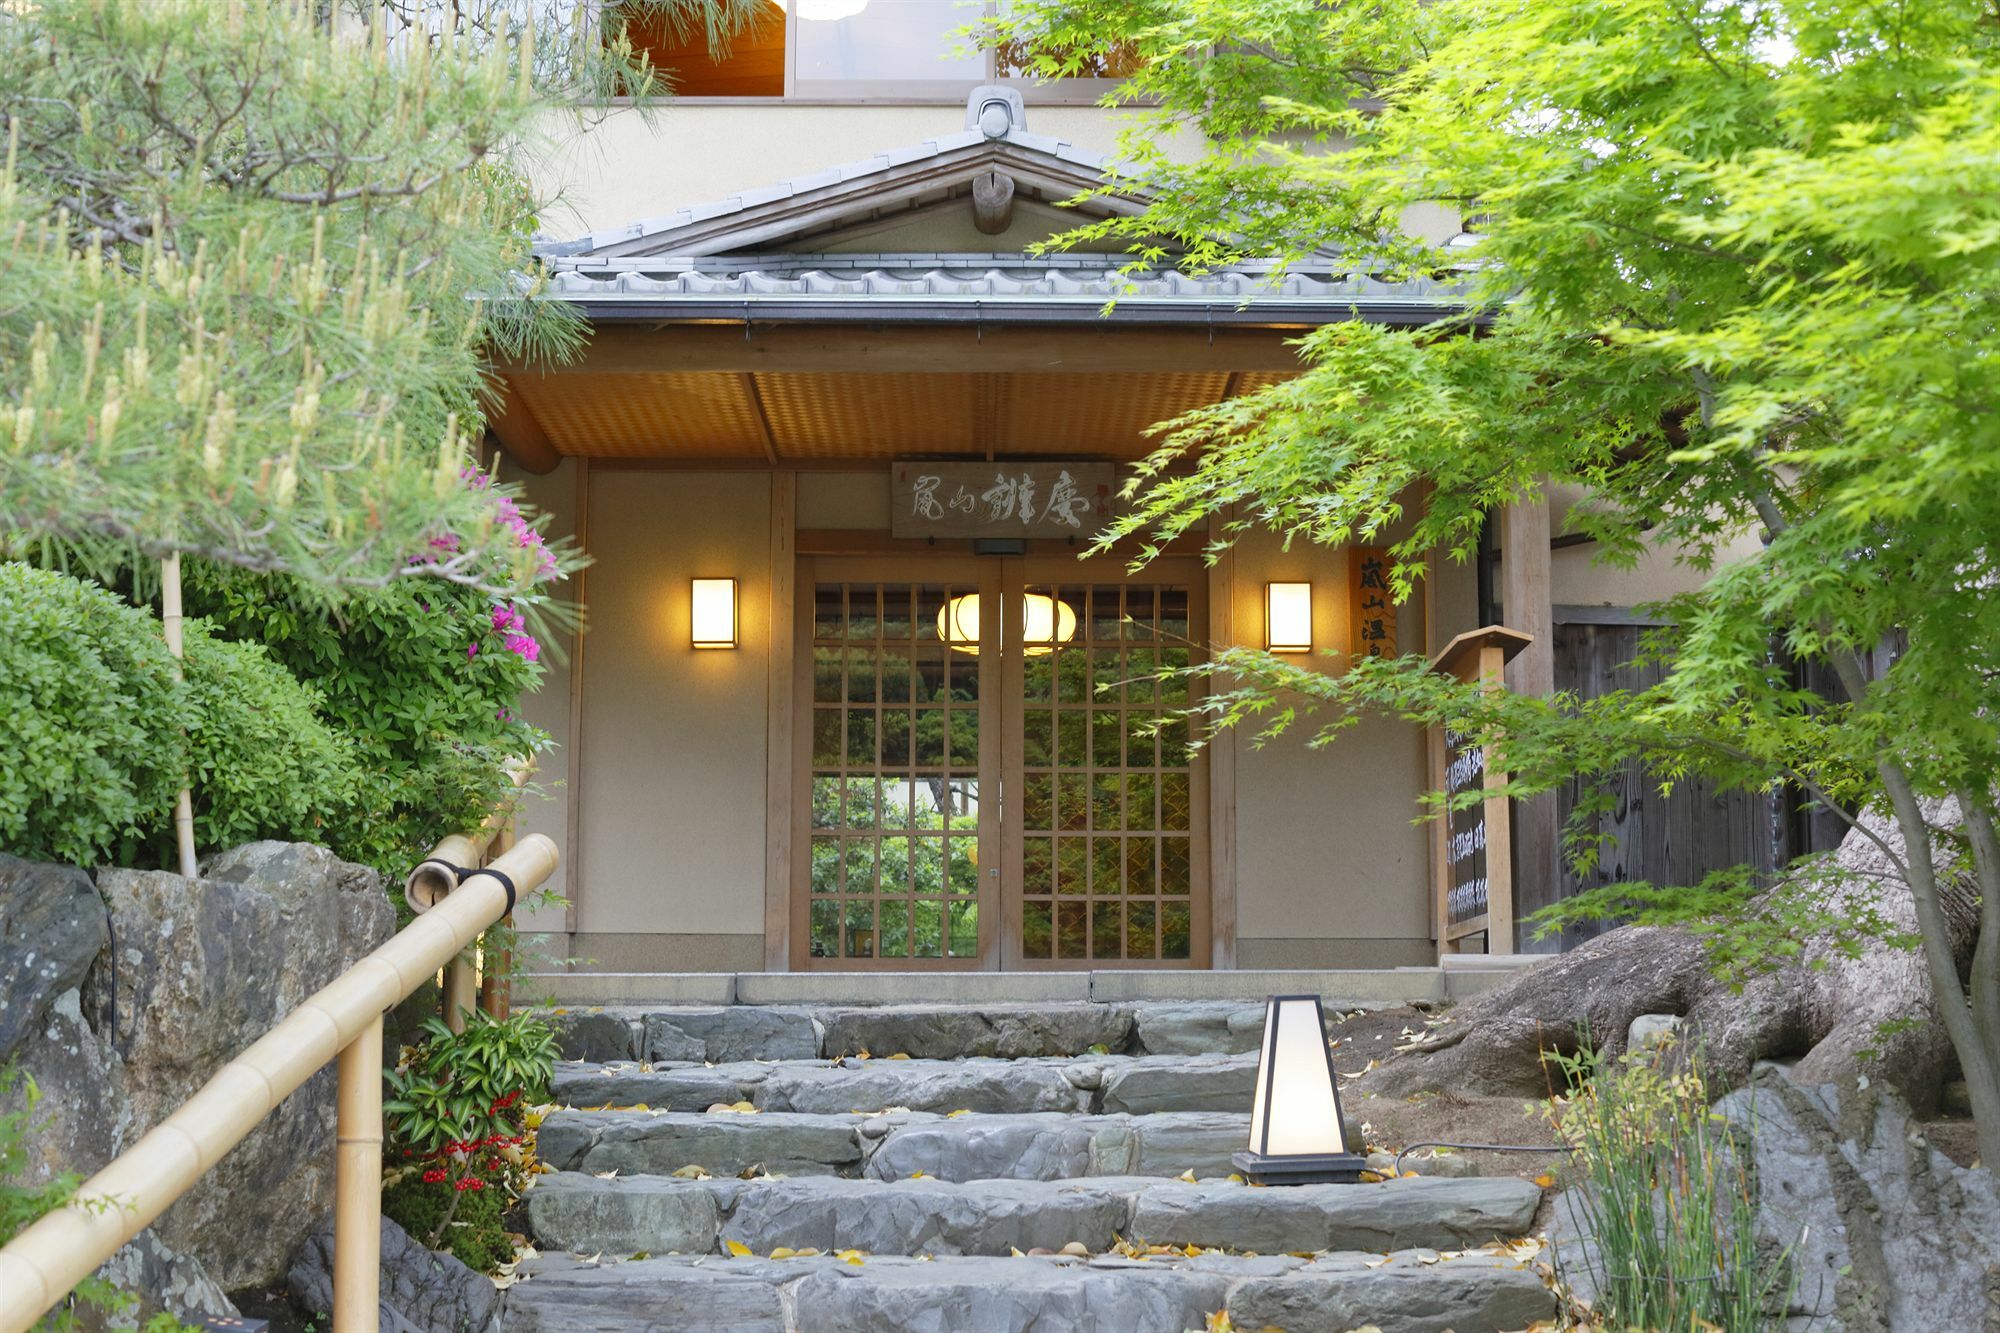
{"left": 1004, "top": 566, "right": 1209, "bottom": 966}
{"left": 793, "top": 563, "right": 998, "bottom": 968}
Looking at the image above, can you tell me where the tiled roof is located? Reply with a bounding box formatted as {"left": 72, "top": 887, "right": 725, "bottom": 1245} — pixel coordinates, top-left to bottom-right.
{"left": 538, "top": 253, "right": 1471, "bottom": 324}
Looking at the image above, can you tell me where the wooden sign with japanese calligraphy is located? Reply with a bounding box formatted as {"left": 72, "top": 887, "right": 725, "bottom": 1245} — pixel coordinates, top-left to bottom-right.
{"left": 891, "top": 462, "right": 1118, "bottom": 539}
{"left": 1348, "top": 547, "right": 1397, "bottom": 661}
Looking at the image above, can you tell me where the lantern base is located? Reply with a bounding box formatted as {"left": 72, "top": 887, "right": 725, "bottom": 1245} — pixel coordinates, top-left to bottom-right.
{"left": 1231, "top": 1150, "right": 1368, "bottom": 1186}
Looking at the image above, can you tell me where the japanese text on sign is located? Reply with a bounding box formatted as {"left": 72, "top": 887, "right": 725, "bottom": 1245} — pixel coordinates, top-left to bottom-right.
{"left": 1348, "top": 547, "right": 1397, "bottom": 661}
{"left": 891, "top": 463, "right": 1117, "bottom": 539}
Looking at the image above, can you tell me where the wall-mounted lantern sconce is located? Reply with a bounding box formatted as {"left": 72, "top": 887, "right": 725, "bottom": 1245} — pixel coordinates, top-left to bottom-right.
{"left": 1265, "top": 582, "right": 1313, "bottom": 654}
{"left": 1233, "top": 994, "right": 1366, "bottom": 1185}
{"left": 691, "top": 578, "right": 738, "bottom": 649}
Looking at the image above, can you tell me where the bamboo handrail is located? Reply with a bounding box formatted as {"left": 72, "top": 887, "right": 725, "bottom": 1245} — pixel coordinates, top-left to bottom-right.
{"left": 0, "top": 830, "right": 558, "bottom": 1333}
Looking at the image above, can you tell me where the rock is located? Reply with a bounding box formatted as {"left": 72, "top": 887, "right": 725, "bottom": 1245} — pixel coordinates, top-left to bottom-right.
{"left": 86, "top": 844, "right": 394, "bottom": 1289}
{"left": 96, "top": 1230, "right": 239, "bottom": 1330}
{"left": 1627, "top": 1012, "right": 1684, "bottom": 1051}
{"left": 718, "top": 1176, "right": 1134, "bottom": 1258}
{"left": 1227, "top": 1252, "right": 1557, "bottom": 1333}
{"left": 642, "top": 1007, "right": 819, "bottom": 1064}
{"left": 560, "top": 1110, "right": 867, "bottom": 1178}
{"left": 1131, "top": 1003, "right": 1267, "bottom": 1056}
{"left": 289, "top": 1216, "right": 500, "bottom": 1333}
{"left": 0, "top": 853, "right": 105, "bottom": 1063}
{"left": 1098, "top": 1053, "right": 1259, "bottom": 1115}
{"left": 1402, "top": 1152, "right": 1480, "bottom": 1179}
{"left": 1708, "top": 1070, "right": 2000, "bottom": 1332}
{"left": 786, "top": 1255, "right": 1231, "bottom": 1333}
{"left": 1098, "top": 1112, "right": 1250, "bottom": 1180}
{"left": 818, "top": 1005, "right": 1134, "bottom": 1061}
{"left": 865, "top": 1113, "right": 1101, "bottom": 1183}
{"left": 524, "top": 1172, "right": 723, "bottom": 1256}
{"left": 755, "top": 1058, "right": 1087, "bottom": 1116}
{"left": 552, "top": 1011, "right": 639, "bottom": 1063}
{"left": 5, "top": 843, "right": 394, "bottom": 1295}
{"left": 1129, "top": 1177, "right": 1543, "bottom": 1254}
{"left": 501, "top": 1255, "right": 788, "bottom": 1332}
{"left": 553, "top": 1062, "right": 765, "bottom": 1110}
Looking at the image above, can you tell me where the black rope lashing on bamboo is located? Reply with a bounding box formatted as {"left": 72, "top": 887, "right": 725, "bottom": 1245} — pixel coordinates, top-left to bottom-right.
{"left": 458, "top": 866, "right": 517, "bottom": 917}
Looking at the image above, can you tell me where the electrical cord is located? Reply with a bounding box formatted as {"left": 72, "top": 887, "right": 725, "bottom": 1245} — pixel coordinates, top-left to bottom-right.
{"left": 1392, "top": 1140, "right": 1574, "bottom": 1175}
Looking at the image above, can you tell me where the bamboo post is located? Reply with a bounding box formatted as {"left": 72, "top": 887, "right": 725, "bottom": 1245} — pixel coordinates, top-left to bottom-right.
{"left": 477, "top": 819, "right": 516, "bottom": 1021}
{"left": 407, "top": 761, "right": 532, "bottom": 1033}
{"left": 333, "top": 1018, "right": 384, "bottom": 1333}
{"left": 161, "top": 553, "right": 199, "bottom": 879}
{"left": 0, "top": 834, "right": 559, "bottom": 1333}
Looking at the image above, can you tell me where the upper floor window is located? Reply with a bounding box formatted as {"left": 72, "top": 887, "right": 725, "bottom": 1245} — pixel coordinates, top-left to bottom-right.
{"left": 612, "top": 0, "right": 1125, "bottom": 102}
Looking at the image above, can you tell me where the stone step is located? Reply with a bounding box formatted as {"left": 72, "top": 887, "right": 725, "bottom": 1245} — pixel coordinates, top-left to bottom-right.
{"left": 549, "top": 1001, "right": 1277, "bottom": 1065}
{"left": 502, "top": 1250, "right": 1556, "bottom": 1333}
{"left": 523, "top": 1171, "right": 1543, "bottom": 1262}
{"left": 517, "top": 965, "right": 1520, "bottom": 1009}
{"left": 538, "top": 1108, "right": 1318, "bottom": 1183}
{"left": 551, "top": 1051, "right": 1260, "bottom": 1118}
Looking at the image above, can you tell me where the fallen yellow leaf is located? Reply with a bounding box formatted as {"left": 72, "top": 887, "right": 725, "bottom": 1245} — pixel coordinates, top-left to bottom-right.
{"left": 1534, "top": 1173, "right": 1558, "bottom": 1188}
{"left": 1177, "top": 1169, "right": 1198, "bottom": 1183}
{"left": 724, "top": 1240, "right": 753, "bottom": 1258}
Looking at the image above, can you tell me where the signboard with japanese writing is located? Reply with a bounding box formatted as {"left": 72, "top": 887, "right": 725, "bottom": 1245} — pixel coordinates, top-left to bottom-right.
{"left": 1348, "top": 547, "right": 1397, "bottom": 661}
{"left": 891, "top": 463, "right": 1118, "bottom": 540}
{"left": 1442, "top": 724, "right": 1490, "bottom": 927}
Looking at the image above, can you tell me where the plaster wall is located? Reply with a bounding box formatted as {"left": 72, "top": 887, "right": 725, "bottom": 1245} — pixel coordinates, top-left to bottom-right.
{"left": 1219, "top": 528, "right": 1433, "bottom": 963}
{"left": 568, "top": 471, "right": 773, "bottom": 963}
{"left": 527, "top": 103, "right": 1460, "bottom": 249}
{"left": 1548, "top": 482, "right": 1765, "bottom": 611}
{"left": 528, "top": 104, "right": 1204, "bottom": 241}
{"left": 498, "top": 454, "right": 581, "bottom": 935}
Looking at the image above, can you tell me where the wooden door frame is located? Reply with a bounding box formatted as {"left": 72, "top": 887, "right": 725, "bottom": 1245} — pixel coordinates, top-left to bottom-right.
{"left": 781, "top": 550, "right": 1225, "bottom": 971}
{"left": 788, "top": 557, "right": 1002, "bottom": 971}
{"left": 998, "top": 555, "right": 1211, "bottom": 969}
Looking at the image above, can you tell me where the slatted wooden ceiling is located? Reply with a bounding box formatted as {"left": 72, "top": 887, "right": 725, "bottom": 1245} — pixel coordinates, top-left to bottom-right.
{"left": 504, "top": 368, "right": 1297, "bottom": 464}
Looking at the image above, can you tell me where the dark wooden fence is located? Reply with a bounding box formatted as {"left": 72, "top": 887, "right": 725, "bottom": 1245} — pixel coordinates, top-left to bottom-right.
{"left": 1541, "top": 612, "right": 1827, "bottom": 948}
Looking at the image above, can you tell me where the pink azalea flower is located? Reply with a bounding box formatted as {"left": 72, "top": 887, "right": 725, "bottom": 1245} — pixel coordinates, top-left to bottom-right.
{"left": 504, "top": 633, "right": 540, "bottom": 664}
{"left": 466, "top": 642, "right": 479, "bottom": 661}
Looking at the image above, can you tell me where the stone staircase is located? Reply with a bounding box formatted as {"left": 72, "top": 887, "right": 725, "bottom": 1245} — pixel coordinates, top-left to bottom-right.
{"left": 504, "top": 1002, "right": 1557, "bottom": 1332}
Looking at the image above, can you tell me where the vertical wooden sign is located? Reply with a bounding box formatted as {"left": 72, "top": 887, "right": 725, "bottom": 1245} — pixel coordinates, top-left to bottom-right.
{"left": 1426, "top": 626, "right": 1533, "bottom": 957}
{"left": 1348, "top": 547, "right": 1396, "bottom": 661}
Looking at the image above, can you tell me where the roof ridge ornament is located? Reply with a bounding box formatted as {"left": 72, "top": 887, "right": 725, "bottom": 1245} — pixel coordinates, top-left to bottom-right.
{"left": 966, "top": 85, "right": 1026, "bottom": 139}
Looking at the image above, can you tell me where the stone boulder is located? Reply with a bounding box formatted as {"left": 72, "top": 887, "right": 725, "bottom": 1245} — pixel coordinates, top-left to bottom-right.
{"left": 0, "top": 854, "right": 106, "bottom": 1063}
{"left": 6, "top": 842, "right": 395, "bottom": 1302}
{"left": 290, "top": 1216, "right": 501, "bottom": 1333}
{"left": 1715, "top": 1069, "right": 2000, "bottom": 1331}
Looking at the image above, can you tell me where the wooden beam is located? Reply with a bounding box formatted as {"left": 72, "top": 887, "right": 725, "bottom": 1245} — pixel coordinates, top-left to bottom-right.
{"left": 764, "top": 472, "right": 796, "bottom": 972}
{"left": 971, "top": 170, "right": 1016, "bottom": 235}
{"left": 488, "top": 381, "right": 561, "bottom": 475}
{"left": 1499, "top": 494, "right": 1558, "bottom": 954}
{"left": 741, "top": 373, "right": 782, "bottom": 465}
{"left": 509, "top": 324, "right": 1313, "bottom": 377}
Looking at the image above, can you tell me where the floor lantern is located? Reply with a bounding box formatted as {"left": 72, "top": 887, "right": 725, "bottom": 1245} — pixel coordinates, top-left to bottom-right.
{"left": 1232, "top": 995, "right": 1367, "bottom": 1185}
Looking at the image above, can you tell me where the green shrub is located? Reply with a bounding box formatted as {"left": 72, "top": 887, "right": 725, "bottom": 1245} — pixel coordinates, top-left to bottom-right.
{"left": 180, "top": 621, "right": 359, "bottom": 851}
{"left": 0, "top": 562, "right": 364, "bottom": 869}
{"left": 179, "top": 561, "right": 546, "bottom": 881}
{"left": 381, "top": 1167, "right": 516, "bottom": 1274}
{"left": 382, "top": 1009, "right": 555, "bottom": 1273}
{"left": 0, "top": 563, "right": 188, "bottom": 865}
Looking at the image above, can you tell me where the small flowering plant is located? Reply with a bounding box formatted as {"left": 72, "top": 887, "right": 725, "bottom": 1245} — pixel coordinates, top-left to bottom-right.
{"left": 383, "top": 1009, "right": 557, "bottom": 1256}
